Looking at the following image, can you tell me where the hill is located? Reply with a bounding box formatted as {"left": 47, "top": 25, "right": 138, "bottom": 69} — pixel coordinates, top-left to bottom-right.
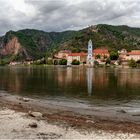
{"left": 59, "top": 24, "right": 140, "bottom": 52}
{"left": 0, "top": 24, "right": 140, "bottom": 63}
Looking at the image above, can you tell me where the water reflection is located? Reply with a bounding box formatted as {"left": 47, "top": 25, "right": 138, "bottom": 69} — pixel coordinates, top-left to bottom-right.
{"left": 87, "top": 68, "right": 93, "bottom": 96}
{"left": 0, "top": 66, "right": 140, "bottom": 101}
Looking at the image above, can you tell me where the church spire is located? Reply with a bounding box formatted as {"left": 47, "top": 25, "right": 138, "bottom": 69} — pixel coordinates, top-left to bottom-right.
{"left": 87, "top": 39, "right": 93, "bottom": 66}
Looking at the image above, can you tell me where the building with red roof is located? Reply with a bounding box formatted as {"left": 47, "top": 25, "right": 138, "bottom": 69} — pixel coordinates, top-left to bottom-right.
{"left": 118, "top": 49, "right": 140, "bottom": 61}
{"left": 54, "top": 48, "right": 110, "bottom": 65}
{"left": 93, "top": 49, "right": 110, "bottom": 59}
{"left": 67, "top": 49, "right": 110, "bottom": 65}
{"left": 126, "top": 50, "right": 140, "bottom": 61}
{"left": 54, "top": 50, "right": 71, "bottom": 59}
{"left": 67, "top": 52, "right": 87, "bottom": 65}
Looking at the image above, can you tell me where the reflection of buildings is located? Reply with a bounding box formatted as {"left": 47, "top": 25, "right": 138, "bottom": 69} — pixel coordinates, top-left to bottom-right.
{"left": 92, "top": 69, "right": 109, "bottom": 88}
{"left": 1, "top": 66, "right": 139, "bottom": 97}
{"left": 117, "top": 69, "right": 140, "bottom": 87}
{"left": 0, "top": 68, "right": 21, "bottom": 93}
{"left": 87, "top": 68, "right": 93, "bottom": 96}
{"left": 56, "top": 67, "right": 110, "bottom": 94}
{"left": 56, "top": 67, "right": 86, "bottom": 88}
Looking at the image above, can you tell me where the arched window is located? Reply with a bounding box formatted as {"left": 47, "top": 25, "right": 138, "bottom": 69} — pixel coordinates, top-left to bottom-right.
{"left": 89, "top": 46, "right": 92, "bottom": 49}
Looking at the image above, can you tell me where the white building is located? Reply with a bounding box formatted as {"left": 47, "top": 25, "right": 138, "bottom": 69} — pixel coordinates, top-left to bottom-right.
{"left": 87, "top": 39, "right": 93, "bottom": 65}
{"left": 118, "top": 49, "right": 140, "bottom": 61}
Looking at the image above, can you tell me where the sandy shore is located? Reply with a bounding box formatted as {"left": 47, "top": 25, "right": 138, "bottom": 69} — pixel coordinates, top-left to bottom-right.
{"left": 0, "top": 108, "right": 139, "bottom": 139}
{"left": 0, "top": 93, "right": 140, "bottom": 139}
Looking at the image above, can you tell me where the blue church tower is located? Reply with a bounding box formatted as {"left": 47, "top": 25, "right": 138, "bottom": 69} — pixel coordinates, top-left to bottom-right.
{"left": 87, "top": 39, "right": 93, "bottom": 65}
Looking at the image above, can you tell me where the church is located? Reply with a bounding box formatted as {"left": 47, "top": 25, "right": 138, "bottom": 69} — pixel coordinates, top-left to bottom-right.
{"left": 56, "top": 40, "right": 109, "bottom": 65}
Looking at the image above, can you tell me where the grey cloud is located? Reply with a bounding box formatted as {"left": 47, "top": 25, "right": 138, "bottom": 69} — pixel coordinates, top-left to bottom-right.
{"left": 0, "top": 0, "right": 140, "bottom": 35}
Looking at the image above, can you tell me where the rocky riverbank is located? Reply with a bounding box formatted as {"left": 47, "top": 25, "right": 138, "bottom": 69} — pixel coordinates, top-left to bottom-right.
{"left": 0, "top": 93, "right": 140, "bottom": 139}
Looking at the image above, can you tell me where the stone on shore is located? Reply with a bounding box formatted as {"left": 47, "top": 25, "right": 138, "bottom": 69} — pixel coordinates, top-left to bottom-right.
{"left": 29, "top": 122, "right": 38, "bottom": 128}
{"left": 17, "top": 97, "right": 30, "bottom": 102}
{"left": 28, "top": 111, "right": 43, "bottom": 118}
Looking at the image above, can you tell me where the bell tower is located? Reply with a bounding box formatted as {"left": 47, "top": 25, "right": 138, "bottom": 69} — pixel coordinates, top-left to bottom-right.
{"left": 87, "top": 39, "right": 93, "bottom": 65}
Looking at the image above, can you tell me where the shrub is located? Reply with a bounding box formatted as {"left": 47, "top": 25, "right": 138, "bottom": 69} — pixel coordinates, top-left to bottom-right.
{"left": 59, "top": 59, "right": 67, "bottom": 65}
{"left": 94, "top": 60, "right": 99, "bottom": 66}
{"left": 105, "top": 57, "right": 111, "bottom": 64}
{"left": 46, "top": 59, "right": 53, "bottom": 65}
{"left": 110, "top": 51, "right": 119, "bottom": 60}
{"left": 128, "top": 59, "right": 137, "bottom": 67}
{"left": 54, "top": 60, "right": 59, "bottom": 65}
{"left": 95, "top": 54, "right": 101, "bottom": 59}
{"left": 71, "top": 59, "right": 80, "bottom": 65}
{"left": 136, "top": 60, "right": 140, "bottom": 64}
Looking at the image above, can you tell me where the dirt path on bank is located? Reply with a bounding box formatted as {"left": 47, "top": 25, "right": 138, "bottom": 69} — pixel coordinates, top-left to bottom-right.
{"left": 0, "top": 93, "right": 140, "bottom": 139}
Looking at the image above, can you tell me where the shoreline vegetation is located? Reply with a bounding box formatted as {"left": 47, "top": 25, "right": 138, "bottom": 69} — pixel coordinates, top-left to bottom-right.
{"left": 1, "top": 62, "right": 140, "bottom": 69}
{"left": 1, "top": 51, "right": 140, "bottom": 68}
{"left": 0, "top": 93, "right": 140, "bottom": 139}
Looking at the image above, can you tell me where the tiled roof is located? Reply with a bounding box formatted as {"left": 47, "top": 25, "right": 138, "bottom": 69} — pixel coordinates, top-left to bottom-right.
{"left": 68, "top": 53, "right": 87, "bottom": 56}
{"left": 68, "top": 49, "right": 109, "bottom": 56}
{"left": 128, "top": 51, "right": 140, "bottom": 55}
{"left": 93, "top": 49, "right": 109, "bottom": 54}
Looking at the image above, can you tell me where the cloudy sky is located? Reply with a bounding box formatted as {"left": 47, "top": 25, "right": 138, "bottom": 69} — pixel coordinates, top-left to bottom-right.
{"left": 0, "top": 0, "right": 140, "bottom": 35}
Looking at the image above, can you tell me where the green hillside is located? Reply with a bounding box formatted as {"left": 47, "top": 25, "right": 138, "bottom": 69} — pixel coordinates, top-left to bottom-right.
{"left": 0, "top": 24, "right": 140, "bottom": 63}
{"left": 59, "top": 24, "right": 140, "bottom": 52}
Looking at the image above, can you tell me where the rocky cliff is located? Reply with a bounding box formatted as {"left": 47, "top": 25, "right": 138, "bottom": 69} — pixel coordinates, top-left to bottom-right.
{"left": 0, "top": 24, "right": 140, "bottom": 63}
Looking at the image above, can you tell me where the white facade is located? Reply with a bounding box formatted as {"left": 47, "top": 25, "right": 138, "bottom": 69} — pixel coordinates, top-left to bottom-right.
{"left": 67, "top": 55, "right": 80, "bottom": 65}
{"left": 125, "top": 54, "right": 140, "bottom": 61}
{"left": 87, "top": 39, "right": 93, "bottom": 65}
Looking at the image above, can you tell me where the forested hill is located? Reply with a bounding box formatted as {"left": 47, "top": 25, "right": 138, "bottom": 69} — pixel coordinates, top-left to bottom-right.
{"left": 0, "top": 24, "right": 140, "bottom": 63}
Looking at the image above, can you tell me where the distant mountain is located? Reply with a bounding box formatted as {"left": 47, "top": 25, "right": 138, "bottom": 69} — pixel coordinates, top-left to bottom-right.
{"left": 59, "top": 24, "right": 140, "bottom": 52}
{"left": 0, "top": 24, "right": 140, "bottom": 63}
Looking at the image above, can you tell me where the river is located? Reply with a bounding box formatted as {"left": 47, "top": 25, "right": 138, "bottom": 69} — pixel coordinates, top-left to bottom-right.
{"left": 0, "top": 66, "right": 140, "bottom": 108}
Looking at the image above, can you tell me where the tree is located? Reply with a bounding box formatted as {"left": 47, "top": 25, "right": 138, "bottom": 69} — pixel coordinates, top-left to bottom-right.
{"left": 71, "top": 59, "right": 80, "bottom": 65}
{"left": 95, "top": 54, "right": 101, "bottom": 59}
{"left": 136, "top": 60, "right": 140, "bottom": 64}
{"left": 128, "top": 59, "right": 137, "bottom": 67}
{"left": 59, "top": 59, "right": 67, "bottom": 65}
{"left": 46, "top": 59, "right": 53, "bottom": 65}
{"left": 94, "top": 60, "right": 99, "bottom": 66}
{"left": 54, "top": 60, "right": 59, "bottom": 65}
{"left": 106, "top": 57, "right": 111, "bottom": 64}
{"left": 71, "top": 48, "right": 81, "bottom": 53}
{"left": 110, "top": 51, "right": 119, "bottom": 60}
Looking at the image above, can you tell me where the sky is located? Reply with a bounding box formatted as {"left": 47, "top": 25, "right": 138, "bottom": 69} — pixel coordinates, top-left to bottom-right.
{"left": 0, "top": 0, "right": 140, "bottom": 35}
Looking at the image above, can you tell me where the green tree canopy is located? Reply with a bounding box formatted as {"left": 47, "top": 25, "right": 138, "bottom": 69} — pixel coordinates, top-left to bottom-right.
{"left": 71, "top": 59, "right": 80, "bottom": 65}
{"left": 128, "top": 59, "right": 137, "bottom": 67}
{"left": 106, "top": 57, "right": 111, "bottom": 64}
{"left": 110, "top": 51, "right": 119, "bottom": 60}
{"left": 95, "top": 54, "right": 101, "bottom": 59}
{"left": 59, "top": 59, "right": 67, "bottom": 65}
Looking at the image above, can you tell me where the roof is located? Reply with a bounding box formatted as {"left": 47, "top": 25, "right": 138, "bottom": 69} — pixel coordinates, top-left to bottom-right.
{"left": 68, "top": 49, "right": 110, "bottom": 57}
{"left": 93, "top": 49, "right": 109, "bottom": 54}
{"left": 68, "top": 52, "right": 87, "bottom": 56}
{"left": 127, "top": 51, "right": 140, "bottom": 55}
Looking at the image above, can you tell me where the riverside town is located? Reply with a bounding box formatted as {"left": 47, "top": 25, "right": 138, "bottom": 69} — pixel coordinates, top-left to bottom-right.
{"left": 9, "top": 39, "right": 140, "bottom": 68}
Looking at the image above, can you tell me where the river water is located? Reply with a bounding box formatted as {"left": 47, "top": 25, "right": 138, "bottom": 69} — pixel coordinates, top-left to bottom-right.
{"left": 0, "top": 66, "right": 140, "bottom": 107}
